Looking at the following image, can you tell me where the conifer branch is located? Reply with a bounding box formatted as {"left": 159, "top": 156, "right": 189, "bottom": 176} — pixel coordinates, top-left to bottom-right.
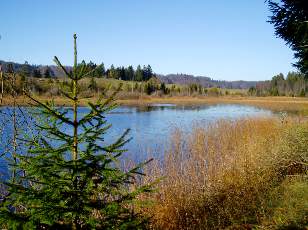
{"left": 53, "top": 56, "right": 71, "bottom": 78}
{"left": 23, "top": 90, "right": 74, "bottom": 126}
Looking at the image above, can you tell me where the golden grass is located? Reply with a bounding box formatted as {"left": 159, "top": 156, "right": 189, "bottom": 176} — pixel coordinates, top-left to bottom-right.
{"left": 141, "top": 118, "right": 308, "bottom": 229}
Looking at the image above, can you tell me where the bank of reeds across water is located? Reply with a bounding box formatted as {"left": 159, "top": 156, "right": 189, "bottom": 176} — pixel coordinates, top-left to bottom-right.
{"left": 2, "top": 96, "right": 308, "bottom": 116}
{"left": 140, "top": 118, "right": 308, "bottom": 229}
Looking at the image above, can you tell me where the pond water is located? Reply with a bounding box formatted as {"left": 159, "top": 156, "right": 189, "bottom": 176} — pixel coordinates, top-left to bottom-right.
{"left": 0, "top": 103, "right": 274, "bottom": 178}
{"left": 105, "top": 104, "right": 273, "bottom": 159}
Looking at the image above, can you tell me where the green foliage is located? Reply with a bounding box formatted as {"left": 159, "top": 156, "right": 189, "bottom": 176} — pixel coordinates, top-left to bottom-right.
{"left": 268, "top": 0, "right": 308, "bottom": 77}
{"left": 271, "top": 87, "right": 279, "bottom": 96}
{"left": 299, "top": 88, "right": 306, "bottom": 97}
{"left": 106, "top": 64, "right": 154, "bottom": 82}
{"left": 144, "top": 82, "right": 156, "bottom": 95}
{"left": 135, "top": 65, "right": 143, "bottom": 82}
{"left": 18, "top": 61, "right": 31, "bottom": 79}
{"left": 43, "top": 66, "right": 51, "bottom": 78}
{"left": 248, "top": 87, "right": 256, "bottom": 96}
{"left": 0, "top": 34, "right": 152, "bottom": 229}
{"left": 32, "top": 68, "right": 42, "bottom": 78}
{"left": 125, "top": 66, "right": 134, "bottom": 81}
{"left": 160, "top": 82, "right": 169, "bottom": 95}
{"left": 107, "top": 64, "right": 118, "bottom": 79}
{"left": 269, "top": 177, "right": 308, "bottom": 229}
{"left": 272, "top": 73, "right": 285, "bottom": 86}
{"left": 144, "top": 77, "right": 161, "bottom": 95}
{"left": 207, "top": 87, "right": 220, "bottom": 96}
{"left": 88, "top": 77, "right": 98, "bottom": 92}
{"left": 142, "top": 65, "right": 153, "bottom": 81}
{"left": 257, "top": 72, "right": 307, "bottom": 97}
{"left": 189, "top": 84, "right": 198, "bottom": 93}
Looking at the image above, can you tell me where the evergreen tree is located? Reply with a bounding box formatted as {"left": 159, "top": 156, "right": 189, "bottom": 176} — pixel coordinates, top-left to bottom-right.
{"left": 44, "top": 66, "right": 51, "bottom": 78}
{"left": 160, "top": 82, "right": 169, "bottom": 95}
{"left": 87, "top": 61, "right": 97, "bottom": 78}
{"left": 248, "top": 87, "right": 257, "bottom": 96}
{"left": 135, "top": 65, "right": 143, "bottom": 81}
{"left": 32, "top": 68, "right": 42, "bottom": 78}
{"left": 126, "top": 65, "right": 134, "bottom": 81}
{"left": 108, "top": 64, "right": 117, "bottom": 79}
{"left": 101, "top": 62, "right": 106, "bottom": 76}
{"left": 119, "top": 67, "right": 125, "bottom": 80}
{"left": 0, "top": 34, "right": 152, "bottom": 229}
{"left": 268, "top": 0, "right": 308, "bottom": 77}
{"left": 143, "top": 65, "right": 153, "bottom": 81}
{"left": 18, "top": 61, "right": 31, "bottom": 79}
{"left": 6, "top": 63, "right": 15, "bottom": 74}
{"left": 95, "top": 62, "right": 105, "bottom": 77}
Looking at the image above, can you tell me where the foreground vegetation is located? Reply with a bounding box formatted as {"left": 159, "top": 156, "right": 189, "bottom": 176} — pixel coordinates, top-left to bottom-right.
{"left": 142, "top": 118, "right": 308, "bottom": 229}
{"left": 0, "top": 35, "right": 153, "bottom": 229}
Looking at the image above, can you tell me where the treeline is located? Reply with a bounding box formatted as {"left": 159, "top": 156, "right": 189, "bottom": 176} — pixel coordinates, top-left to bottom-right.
{"left": 106, "top": 64, "right": 154, "bottom": 81}
{"left": 0, "top": 60, "right": 156, "bottom": 82}
{"left": 1, "top": 62, "right": 229, "bottom": 97}
{"left": 0, "top": 73, "right": 229, "bottom": 99}
{"left": 75, "top": 61, "right": 155, "bottom": 81}
{"left": 249, "top": 72, "right": 308, "bottom": 97}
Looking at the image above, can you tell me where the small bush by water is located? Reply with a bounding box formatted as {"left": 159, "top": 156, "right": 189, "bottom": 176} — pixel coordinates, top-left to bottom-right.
{"left": 141, "top": 118, "right": 308, "bottom": 229}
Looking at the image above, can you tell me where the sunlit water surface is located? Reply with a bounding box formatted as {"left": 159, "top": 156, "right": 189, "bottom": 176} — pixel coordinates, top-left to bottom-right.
{"left": 0, "top": 104, "right": 274, "bottom": 179}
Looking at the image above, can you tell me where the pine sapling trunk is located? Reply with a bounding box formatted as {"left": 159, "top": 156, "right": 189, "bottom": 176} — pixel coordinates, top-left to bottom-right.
{"left": 73, "top": 34, "right": 78, "bottom": 162}
{"left": 72, "top": 34, "right": 79, "bottom": 230}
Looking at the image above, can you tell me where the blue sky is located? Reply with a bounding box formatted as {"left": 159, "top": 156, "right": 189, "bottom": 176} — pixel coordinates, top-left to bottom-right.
{"left": 0, "top": 0, "right": 295, "bottom": 81}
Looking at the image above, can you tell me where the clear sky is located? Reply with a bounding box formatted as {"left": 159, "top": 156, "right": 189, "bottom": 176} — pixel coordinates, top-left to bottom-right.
{"left": 0, "top": 0, "right": 296, "bottom": 81}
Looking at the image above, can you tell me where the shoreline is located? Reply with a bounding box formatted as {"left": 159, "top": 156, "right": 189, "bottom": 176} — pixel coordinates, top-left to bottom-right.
{"left": 1, "top": 95, "right": 308, "bottom": 113}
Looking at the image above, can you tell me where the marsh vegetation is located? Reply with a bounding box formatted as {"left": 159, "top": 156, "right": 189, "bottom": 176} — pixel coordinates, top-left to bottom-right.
{"left": 142, "top": 118, "right": 308, "bottom": 229}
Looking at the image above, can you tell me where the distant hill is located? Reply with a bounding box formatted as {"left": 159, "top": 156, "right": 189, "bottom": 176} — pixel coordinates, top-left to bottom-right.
{"left": 0, "top": 60, "right": 259, "bottom": 89}
{"left": 0, "top": 60, "right": 71, "bottom": 78}
{"left": 158, "top": 74, "right": 259, "bottom": 89}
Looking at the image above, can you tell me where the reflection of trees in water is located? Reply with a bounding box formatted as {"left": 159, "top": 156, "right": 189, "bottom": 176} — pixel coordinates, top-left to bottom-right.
{"left": 135, "top": 104, "right": 208, "bottom": 113}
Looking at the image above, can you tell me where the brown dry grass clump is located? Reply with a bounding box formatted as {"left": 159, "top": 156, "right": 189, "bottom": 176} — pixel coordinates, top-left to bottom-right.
{"left": 142, "top": 118, "right": 308, "bottom": 229}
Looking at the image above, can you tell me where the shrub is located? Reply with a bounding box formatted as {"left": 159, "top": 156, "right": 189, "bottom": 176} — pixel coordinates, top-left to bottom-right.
{"left": 207, "top": 87, "right": 220, "bottom": 96}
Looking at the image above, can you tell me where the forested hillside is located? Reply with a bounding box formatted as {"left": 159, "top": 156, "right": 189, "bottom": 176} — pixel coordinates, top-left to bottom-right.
{"left": 158, "top": 74, "right": 259, "bottom": 89}
{"left": 0, "top": 60, "right": 259, "bottom": 89}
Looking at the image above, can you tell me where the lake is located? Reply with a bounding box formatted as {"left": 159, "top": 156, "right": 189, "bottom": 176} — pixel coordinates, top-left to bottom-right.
{"left": 0, "top": 103, "right": 273, "bottom": 178}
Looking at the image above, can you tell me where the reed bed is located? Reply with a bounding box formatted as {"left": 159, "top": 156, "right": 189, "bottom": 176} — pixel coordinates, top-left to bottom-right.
{"left": 141, "top": 118, "right": 308, "bottom": 229}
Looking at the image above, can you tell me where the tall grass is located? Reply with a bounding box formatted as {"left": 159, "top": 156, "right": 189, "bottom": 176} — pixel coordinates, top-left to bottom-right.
{"left": 142, "top": 118, "right": 308, "bottom": 229}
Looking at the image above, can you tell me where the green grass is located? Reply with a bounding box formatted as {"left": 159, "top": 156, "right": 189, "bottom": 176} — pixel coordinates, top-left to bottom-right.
{"left": 263, "top": 176, "right": 308, "bottom": 229}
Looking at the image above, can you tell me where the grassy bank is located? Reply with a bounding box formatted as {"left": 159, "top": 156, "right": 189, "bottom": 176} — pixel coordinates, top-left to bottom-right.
{"left": 141, "top": 118, "right": 308, "bottom": 229}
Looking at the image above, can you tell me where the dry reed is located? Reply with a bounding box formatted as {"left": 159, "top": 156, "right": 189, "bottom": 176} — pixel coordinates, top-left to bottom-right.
{"left": 141, "top": 118, "right": 308, "bottom": 229}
